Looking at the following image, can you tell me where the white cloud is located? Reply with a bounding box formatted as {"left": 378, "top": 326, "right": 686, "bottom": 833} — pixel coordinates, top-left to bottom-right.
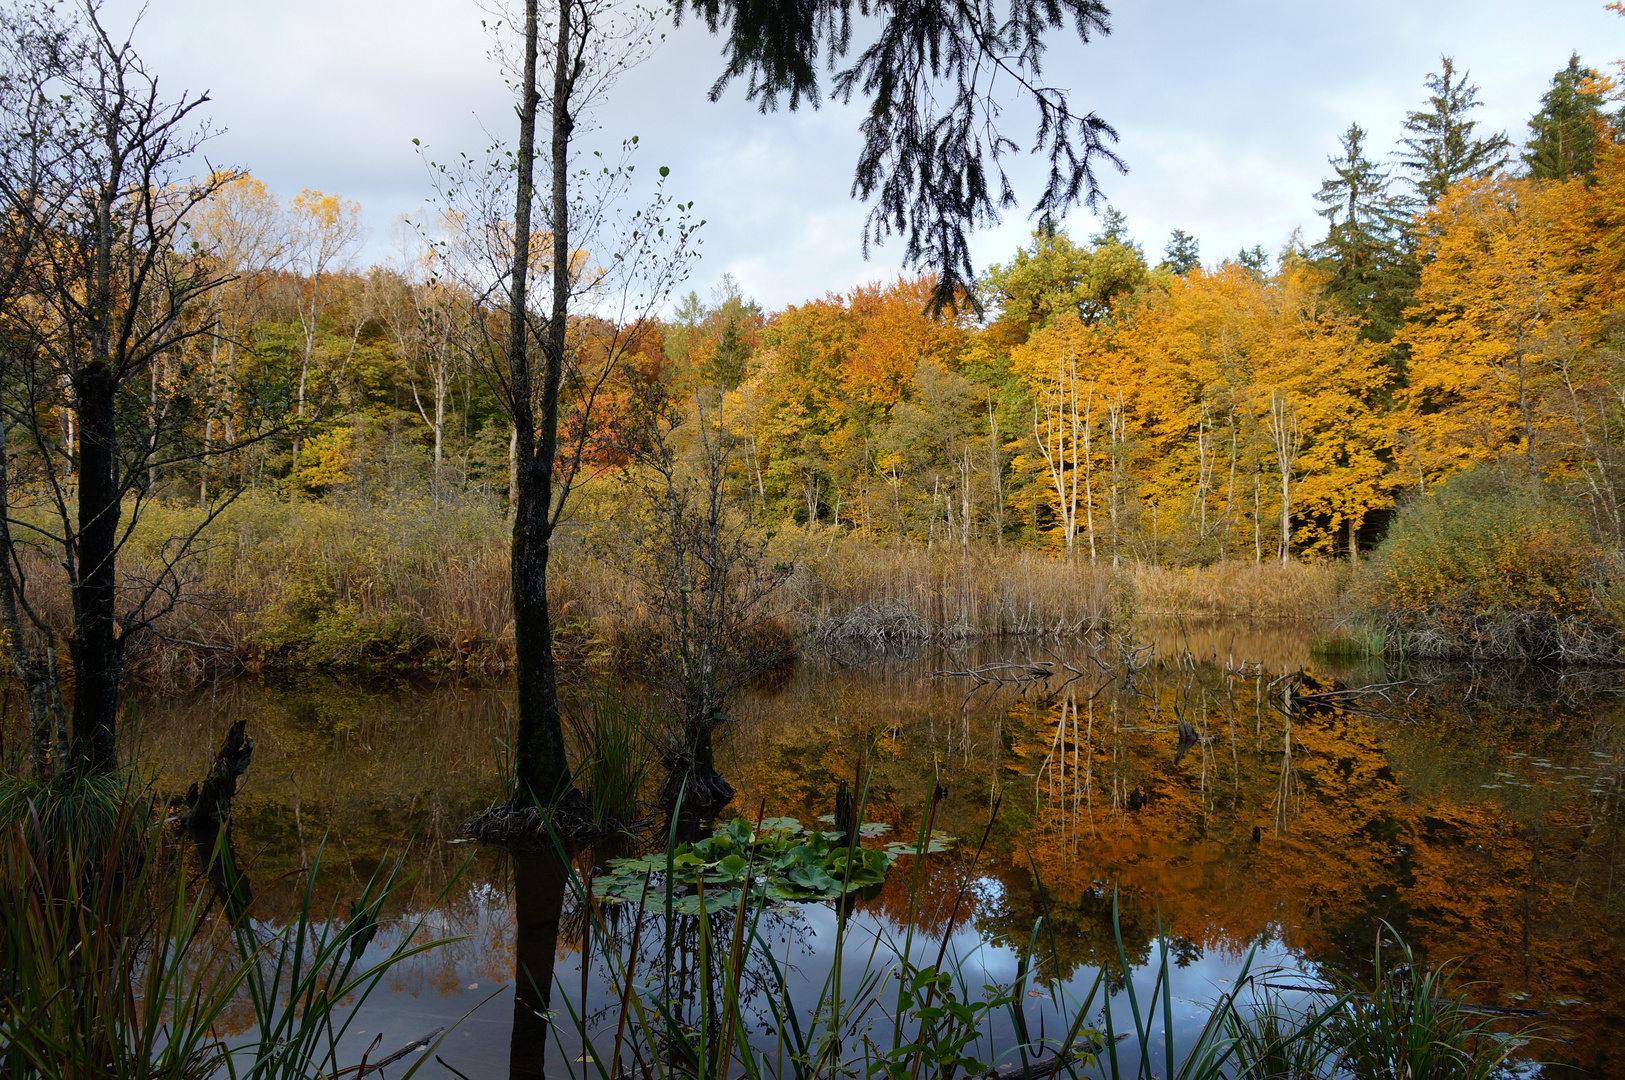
{"left": 105, "top": 0, "right": 1624, "bottom": 308}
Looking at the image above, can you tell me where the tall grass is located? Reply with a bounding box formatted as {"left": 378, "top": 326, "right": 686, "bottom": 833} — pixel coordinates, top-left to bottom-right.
{"left": 67, "top": 491, "right": 640, "bottom": 676}
{"left": 1330, "top": 931, "right": 1529, "bottom": 1080}
{"left": 563, "top": 683, "right": 656, "bottom": 831}
{"left": 45, "top": 492, "right": 1344, "bottom": 679}
{"left": 1309, "top": 615, "right": 1388, "bottom": 660}
{"left": 0, "top": 792, "right": 465, "bottom": 1079}
{"left": 0, "top": 768, "right": 132, "bottom": 853}
{"left": 788, "top": 535, "right": 1121, "bottom": 642}
{"left": 1131, "top": 560, "right": 1342, "bottom": 620}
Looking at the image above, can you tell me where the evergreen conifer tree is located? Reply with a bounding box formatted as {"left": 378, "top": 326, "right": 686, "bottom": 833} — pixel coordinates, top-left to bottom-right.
{"left": 1237, "top": 244, "right": 1270, "bottom": 276}
{"left": 1524, "top": 52, "right": 1610, "bottom": 180}
{"left": 1398, "top": 56, "right": 1511, "bottom": 205}
{"left": 1161, "top": 229, "right": 1200, "bottom": 275}
{"left": 679, "top": 0, "right": 1122, "bottom": 313}
{"left": 1091, "top": 205, "right": 1133, "bottom": 246}
{"left": 1313, "top": 123, "right": 1415, "bottom": 342}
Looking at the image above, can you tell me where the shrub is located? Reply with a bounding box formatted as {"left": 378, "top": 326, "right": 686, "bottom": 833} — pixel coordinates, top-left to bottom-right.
{"left": 1360, "top": 469, "right": 1620, "bottom": 661}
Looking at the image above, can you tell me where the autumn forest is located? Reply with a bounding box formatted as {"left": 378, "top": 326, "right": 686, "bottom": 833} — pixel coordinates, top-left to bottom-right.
{"left": 6, "top": 0, "right": 1625, "bottom": 1077}
{"left": 155, "top": 51, "right": 1625, "bottom": 575}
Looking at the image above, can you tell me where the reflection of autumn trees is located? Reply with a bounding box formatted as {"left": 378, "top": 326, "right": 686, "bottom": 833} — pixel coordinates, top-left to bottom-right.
{"left": 127, "top": 652, "right": 1625, "bottom": 1071}
{"left": 725, "top": 647, "right": 1625, "bottom": 1071}
{"left": 140, "top": 678, "right": 506, "bottom": 920}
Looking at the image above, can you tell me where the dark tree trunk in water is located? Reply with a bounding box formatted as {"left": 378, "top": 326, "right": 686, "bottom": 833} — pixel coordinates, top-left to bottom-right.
{"left": 506, "top": 0, "right": 574, "bottom": 809}
{"left": 73, "top": 364, "right": 121, "bottom": 774}
{"left": 660, "top": 724, "right": 734, "bottom": 820}
{"left": 187, "top": 822, "right": 254, "bottom": 924}
{"left": 508, "top": 852, "right": 568, "bottom": 1079}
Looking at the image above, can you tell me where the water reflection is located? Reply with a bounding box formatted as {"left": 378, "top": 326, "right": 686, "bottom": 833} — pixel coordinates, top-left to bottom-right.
{"left": 115, "top": 626, "right": 1625, "bottom": 1076}
{"left": 510, "top": 854, "right": 567, "bottom": 1080}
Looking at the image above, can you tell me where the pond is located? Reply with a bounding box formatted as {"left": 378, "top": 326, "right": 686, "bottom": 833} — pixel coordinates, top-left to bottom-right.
{"left": 132, "top": 620, "right": 1625, "bottom": 1078}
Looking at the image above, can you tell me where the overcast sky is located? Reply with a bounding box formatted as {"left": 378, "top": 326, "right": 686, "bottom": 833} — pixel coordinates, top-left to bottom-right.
{"left": 107, "top": 0, "right": 1622, "bottom": 311}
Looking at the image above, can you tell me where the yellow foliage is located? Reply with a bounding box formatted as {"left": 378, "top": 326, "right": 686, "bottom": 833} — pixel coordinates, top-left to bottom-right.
{"left": 1400, "top": 176, "right": 1584, "bottom": 482}
{"left": 293, "top": 427, "right": 355, "bottom": 493}
{"left": 1010, "top": 262, "right": 1391, "bottom": 557}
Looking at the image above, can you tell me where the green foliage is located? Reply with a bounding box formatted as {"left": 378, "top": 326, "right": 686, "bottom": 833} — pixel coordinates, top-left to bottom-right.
{"left": 1310, "top": 615, "right": 1388, "bottom": 660}
{"left": 564, "top": 684, "right": 655, "bottom": 830}
{"left": 0, "top": 768, "right": 132, "bottom": 854}
{"left": 1160, "top": 229, "right": 1201, "bottom": 276}
{"left": 1222, "top": 994, "right": 1340, "bottom": 1080}
{"left": 1524, "top": 52, "right": 1611, "bottom": 181}
{"left": 673, "top": 0, "right": 1120, "bottom": 314}
{"left": 980, "top": 227, "right": 1149, "bottom": 343}
{"left": 1398, "top": 57, "right": 1511, "bottom": 206}
{"left": 1361, "top": 469, "right": 1619, "bottom": 659}
{"left": 860, "top": 966, "right": 1022, "bottom": 1080}
{"left": 1313, "top": 122, "right": 1417, "bottom": 342}
{"left": 591, "top": 815, "right": 953, "bottom": 914}
{"left": 1329, "top": 931, "right": 1528, "bottom": 1080}
{"left": 254, "top": 573, "right": 414, "bottom": 669}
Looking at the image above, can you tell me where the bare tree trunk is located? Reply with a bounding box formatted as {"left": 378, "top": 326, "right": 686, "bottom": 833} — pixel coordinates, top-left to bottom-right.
{"left": 987, "top": 391, "right": 1003, "bottom": 546}
{"left": 74, "top": 363, "right": 121, "bottom": 773}
{"left": 507, "top": 0, "right": 572, "bottom": 807}
{"left": 1082, "top": 381, "right": 1095, "bottom": 561}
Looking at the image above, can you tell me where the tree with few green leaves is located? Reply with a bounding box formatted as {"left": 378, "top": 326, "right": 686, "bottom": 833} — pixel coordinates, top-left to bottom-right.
{"left": 1161, "top": 230, "right": 1200, "bottom": 276}
{"left": 431, "top": 0, "right": 701, "bottom": 826}
{"left": 1313, "top": 123, "right": 1415, "bottom": 342}
{"left": 1398, "top": 56, "right": 1511, "bottom": 206}
{"left": 1524, "top": 52, "right": 1611, "bottom": 181}
{"left": 0, "top": 0, "right": 275, "bottom": 777}
{"left": 678, "top": 0, "right": 1124, "bottom": 314}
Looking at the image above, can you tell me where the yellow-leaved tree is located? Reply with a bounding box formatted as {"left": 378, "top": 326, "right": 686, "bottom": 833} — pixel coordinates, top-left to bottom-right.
{"left": 1400, "top": 176, "right": 1584, "bottom": 485}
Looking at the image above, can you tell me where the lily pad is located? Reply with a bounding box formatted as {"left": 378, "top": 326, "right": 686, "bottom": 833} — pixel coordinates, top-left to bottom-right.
{"left": 591, "top": 816, "right": 956, "bottom": 912}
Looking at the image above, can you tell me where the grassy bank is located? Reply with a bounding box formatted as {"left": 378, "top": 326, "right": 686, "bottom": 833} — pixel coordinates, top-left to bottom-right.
{"left": 1131, "top": 559, "right": 1341, "bottom": 620}
{"left": 50, "top": 493, "right": 1347, "bottom": 678}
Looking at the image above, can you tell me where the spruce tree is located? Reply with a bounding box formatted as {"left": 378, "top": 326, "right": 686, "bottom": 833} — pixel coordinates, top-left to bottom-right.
{"left": 1161, "top": 229, "right": 1200, "bottom": 275}
{"left": 1237, "top": 244, "right": 1270, "bottom": 276}
{"left": 1091, "top": 205, "right": 1133, "bottom": 246}
{"left": 1313, "top": 123, "right": 1415, "bottom": 342}
{"left": 1524, "top": 52, "right": 1609, "bottom": 180}
{"left": 1398, "top": 56, "right": 1511, "bottom": 206}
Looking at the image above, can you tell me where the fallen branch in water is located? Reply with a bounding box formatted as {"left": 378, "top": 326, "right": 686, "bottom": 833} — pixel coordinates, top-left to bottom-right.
{"left": 1292, "top": 681, "right": 1409, "bottom": 704}
{"left": 338, "top": 1026, "right": 444, "bottom": 1076}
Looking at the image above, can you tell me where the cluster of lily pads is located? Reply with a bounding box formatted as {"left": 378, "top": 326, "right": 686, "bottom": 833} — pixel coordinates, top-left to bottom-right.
{"left": 591, "top": 816, "right": 955, "bottom": 915}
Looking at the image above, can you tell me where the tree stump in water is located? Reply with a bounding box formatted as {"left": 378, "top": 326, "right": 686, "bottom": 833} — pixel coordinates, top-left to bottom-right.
{"left": 462, "top": 788, "right": 595, "bottom": 850}
{"left": 182, "top": 718, "right": 253, "bottom": 832}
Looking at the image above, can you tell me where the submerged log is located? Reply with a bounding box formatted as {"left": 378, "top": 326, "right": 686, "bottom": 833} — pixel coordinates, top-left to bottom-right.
{"left": 1260, "top": 981, "right": 1545, "bottom": 1018}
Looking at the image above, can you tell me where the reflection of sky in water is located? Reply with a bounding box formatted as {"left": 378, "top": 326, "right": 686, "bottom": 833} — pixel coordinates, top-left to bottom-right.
{"left": 317, "top": 890, "right": 1321, "bottom": 1078}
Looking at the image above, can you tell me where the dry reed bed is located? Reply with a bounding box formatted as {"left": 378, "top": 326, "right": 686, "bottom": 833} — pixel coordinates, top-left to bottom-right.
{"left": 789, "top": 539, "right": 1120, "bottom": 642}
{"left": 19, "top": 498, "right": 1342, "bottom": 678}
{"left": 1131, "top": 559, "right": 1343, "bottom": 620}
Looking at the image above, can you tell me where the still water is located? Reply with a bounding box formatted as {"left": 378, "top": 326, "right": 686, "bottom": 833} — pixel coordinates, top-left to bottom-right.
{"left": 136, "top": 621, "right": 1625, "bottom": 1077}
